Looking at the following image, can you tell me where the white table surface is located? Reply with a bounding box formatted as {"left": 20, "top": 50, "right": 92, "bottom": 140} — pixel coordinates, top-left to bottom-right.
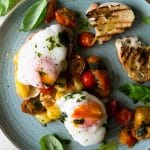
{"left": 0, "top": 1, "right": 25, "bottom": 149}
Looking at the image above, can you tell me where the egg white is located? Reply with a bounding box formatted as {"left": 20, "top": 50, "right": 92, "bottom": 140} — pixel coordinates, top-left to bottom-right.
{"left": 17, "top": 24, "right": 70, "bottom": 88}
{"left": 56, "top": 91, "right": 107, "bottom": 146}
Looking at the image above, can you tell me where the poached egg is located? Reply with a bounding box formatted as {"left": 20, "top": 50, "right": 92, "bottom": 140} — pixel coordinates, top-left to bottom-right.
{"left": 16, "top": 24, "right": 71, "bottom": 88}
{"left": 56, "top": 91, "right": 107, "bottom": 146}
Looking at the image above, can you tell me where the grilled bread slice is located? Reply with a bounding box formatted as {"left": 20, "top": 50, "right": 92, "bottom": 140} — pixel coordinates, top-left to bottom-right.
{"left": 86, "top": 2, "right": 135, "bottom": 44}
{"left": 115, "top": 37, "right": 150, "bottom": 82}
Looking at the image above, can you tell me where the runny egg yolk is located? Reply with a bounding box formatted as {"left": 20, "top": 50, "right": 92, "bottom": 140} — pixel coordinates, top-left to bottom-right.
{"left": 72, "top": 100, "right": 103, "bottom": 127}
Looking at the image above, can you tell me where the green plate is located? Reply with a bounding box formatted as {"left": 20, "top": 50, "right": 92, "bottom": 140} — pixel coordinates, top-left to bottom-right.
{"left": 0, "top": 0, "right": 150, "bottom": 150}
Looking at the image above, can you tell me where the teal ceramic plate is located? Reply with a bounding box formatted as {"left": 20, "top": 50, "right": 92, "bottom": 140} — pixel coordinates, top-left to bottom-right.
{"left": 0, "top": 0, "right": 150, "bottom": 150}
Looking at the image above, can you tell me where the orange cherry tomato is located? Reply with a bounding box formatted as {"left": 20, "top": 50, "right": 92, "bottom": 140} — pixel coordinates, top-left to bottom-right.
{"left": 78, "top": 32, "right": 95, "bottom": 48}
{"left": 55, "top": 8, "right": 77, "bottom": 28}
{"left": 45, "top": 0, "right": 57, "bottom": 24}
{"left": 81, "top": 71, "right": 96, "bottom": 89}
{"left": 119, "top": 126, "right": 137, "bottom": 147}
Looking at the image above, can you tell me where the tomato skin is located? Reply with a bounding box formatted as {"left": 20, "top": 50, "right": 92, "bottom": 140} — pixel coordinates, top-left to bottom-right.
{"left": 78, "top": 32, "right": 95, "bottom": 48}
{"left": 45, "top": 0, "right": 57, "bottom": 24}
{"left": 106, "top": 99, "right": 120, "bottom": 117}
{"left": 81, "top": 71, "right": 96, "bottom": 89}
{"left": 119, "top": 126, "right": 137, "bottom": 147}
{"left": 40, "top": 87, "right": 53, "bottom": 94}
{"left": 55, "top": 8, "right": 77, "bottom": 28}
{"left": 115, "top": 108, "right": 133, "bottom": 125}
{"left": 126, "top": 134, "right": 137, "bottom": 147}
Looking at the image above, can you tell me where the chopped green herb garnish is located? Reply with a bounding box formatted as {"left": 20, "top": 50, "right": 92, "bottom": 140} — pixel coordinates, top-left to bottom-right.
{"left": 136, "top": 122, "right": 150, "bottom": 137}
{"left": 73, "top": 119, "right": 84, "bottom": 124}
{"left": 46, "top": 36, "right": 56, "bottom": 51}
{"left": 37, "top": 52, "right": 42, "bottom": 57}
{"left": 77, "top": 95, "right": 86, "bottom": 102}
{"left": 35, "top": 44, "right": 37, "bottom": 48}
{"left": 89, "top": 63, "right": 99, "bottom": 70}
{"left": 65, "top": 94, "right": 74, "bottom": 99}
{"left": 42, "top": 123, "right": 47, "bottom": 127}
{"left": 32, "top": 98, "right": 43, "bottom": 111}
{"left": 58, "top": 31, "right": 70, "bottom": 47}
{"left": 46, "top": 31, "right": 69, "bottom": 51}
{"left": 81, "top": 96, "right": 86, "bottom": 99}
{"left": 60, "top": 112, "right": 68, "bottom": 123}
{"left": 44, "top": 83, "right": 51, "bottom": 87}
{"left": 63, "top": 92, "right": 86, "bottom": 102}
{"left": 73, "top": 91, "right": 82, "bottom": 95}
{"left": 56, "top": 43, "right": 61, "bottom": 47}
{"left": 39, "top": 71, "right": 46, "bottom": 76}
{"left": 56, "top": 82, "right": 65, "bottom": 87}
{"left": 89, "top": 62, "right": 107, "bottom": 70}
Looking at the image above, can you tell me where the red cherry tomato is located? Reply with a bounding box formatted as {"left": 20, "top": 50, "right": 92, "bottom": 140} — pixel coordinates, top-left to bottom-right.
{"left": 115, "top": 108, "right": 133, "bottom": 125}
{"left": 44, "top": 0, "right": 57, "bottom": 24}
{"left": 81, "top": 71, "right": 96, "bottom": 88}
{"left": 40, "top": 87, "right": 53, "bottom": 94}
{"left": 55, "top": 8, "right": 77, "bottom": 28}
{"left": 78, "top": 32, "right": 95, "bottom": 48}
{"left": 105, "top": 99, "right": 120, "bottom": 117}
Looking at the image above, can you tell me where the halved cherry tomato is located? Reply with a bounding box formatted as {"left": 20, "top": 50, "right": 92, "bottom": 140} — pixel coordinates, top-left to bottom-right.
{"left": 105, "top": 99, "right": 120, "bottom": 117}
{"left": 55, "top": 8, "right": 77, "bottom": 28}
{"left": 115, "top": 108, "right": 133, "bottom": 125}
{"left": 40, "top": 86, "right": 53, "bottom": 94}
{"left": 78, "top": 32, "right": 95, "bottom": 48}
{"left": 45, "top": 0, "right": 57, "bottom": 24}
{"left": 81, "top": 71, "right": 96, "bottom": 89}
{"left": 69, "top": 54, "right": 86, "bottom": 77}
{"left": 92, "top": 70, "right": 111, "bottom": 98}
{"left": 119, "top": 125, "right": 137, "bottom": 147}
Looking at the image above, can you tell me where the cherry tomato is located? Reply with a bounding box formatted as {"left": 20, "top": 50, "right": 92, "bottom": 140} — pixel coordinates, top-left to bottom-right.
{"left": 78, "top": 32, "right": 95, "bottom": 48}
{"left": 119, "top": 126, "right": 137, "bottom": 147}
{"left": 81, "top": 71, "right": 96, "bottom": 89}
{"left": 55, "top": 8, "right": 77, "bottom": 28}
{"left": 40, "top": 87, "right": 53, "bottom": 94}
{"left": 69, "top": 54, "right": 86, "bottom": 77}
{"left": 45, "top": 0, "right": 57, "bottom": 24}
{"left": 115, "top": 108, "right": 133, "bottom": 125}
{"left": 105, "top": 99, "right": 120, "bottom": 117}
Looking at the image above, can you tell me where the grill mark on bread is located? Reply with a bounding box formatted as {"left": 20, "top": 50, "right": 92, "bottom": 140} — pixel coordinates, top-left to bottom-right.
{"left": 87, "top": 8, "right": 129, "bottom": 18}
{"left": 86, "top": 4, "right": 129, "bottom": 16}
{"left": 96, "top": 28, "right": 125, "bottom": 37}
{"left": 93, "top": 22, "right": 132, "bottom": 27}
{"left": 86, "top": 3, "right": 135, "bottom": 44}
{"left": 115, "top": 37, "right": 150, "bottom": 82}
{"left": 121, "top": 46, "right": 131, "bottom": 64}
